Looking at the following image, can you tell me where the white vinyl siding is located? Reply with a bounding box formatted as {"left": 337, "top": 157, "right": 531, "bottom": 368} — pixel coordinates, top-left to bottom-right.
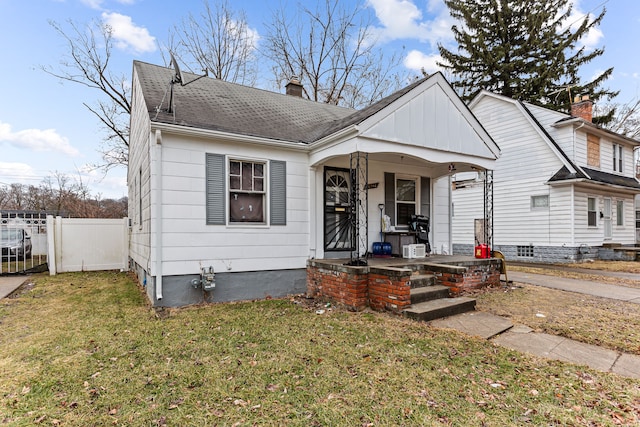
{"left": 128, "top": 69, "right": 153, "bottom": 271}
{"left": 157, "top": 136, "right": 307, "bottom": 276}
{"left": 459, "top": 96, "right": 563, "bottom": 246}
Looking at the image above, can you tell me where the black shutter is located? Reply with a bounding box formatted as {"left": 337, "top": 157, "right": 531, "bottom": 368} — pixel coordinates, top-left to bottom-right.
{"left": 420, "top": 177, "right": 431, "bottom": 216}
{"left": 384, "top": 172, "right": 395, "bottom": 226}
{"left": 206, "top": 153, "right": 225, "bottom": 225}
{"left": 270, "top": 160, "right": 287, "bottom": 225}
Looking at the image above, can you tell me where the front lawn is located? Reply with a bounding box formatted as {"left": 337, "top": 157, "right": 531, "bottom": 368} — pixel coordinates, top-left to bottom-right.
{"left": 0, "top": 272, "right": 638, "bottom": 426}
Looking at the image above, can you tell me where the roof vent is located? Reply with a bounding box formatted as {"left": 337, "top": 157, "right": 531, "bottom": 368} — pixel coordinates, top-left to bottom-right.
{"left": 285, "top": 76, "right": 303, "bottom": 97}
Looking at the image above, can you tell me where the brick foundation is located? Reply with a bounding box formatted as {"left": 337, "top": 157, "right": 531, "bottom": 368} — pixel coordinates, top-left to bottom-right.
{"left": 307, "top": 258, "right": 501, "bottom": 313}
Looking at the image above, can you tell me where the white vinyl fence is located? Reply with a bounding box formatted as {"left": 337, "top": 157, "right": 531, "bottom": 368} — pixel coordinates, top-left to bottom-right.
{"left": 47, "top": 216, "right": 129, "bottom": 274}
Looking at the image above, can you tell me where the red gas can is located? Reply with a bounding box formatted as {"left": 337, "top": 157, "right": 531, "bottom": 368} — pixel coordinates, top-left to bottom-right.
{"left": 474, "top": 244, "right": 491, "bottom": 259}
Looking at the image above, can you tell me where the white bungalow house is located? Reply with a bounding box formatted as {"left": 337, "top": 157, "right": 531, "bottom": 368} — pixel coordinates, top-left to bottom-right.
{"left": 452, "top": 90, "right": 640, "bottom": 263}
{"left": 128, "top": 61, "right": 499, "bottom": 307}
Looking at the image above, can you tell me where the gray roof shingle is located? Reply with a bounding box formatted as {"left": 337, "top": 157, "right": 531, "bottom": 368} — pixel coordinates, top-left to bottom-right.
{"left": 134, "top": 60, "right": 423, "bottom": 144}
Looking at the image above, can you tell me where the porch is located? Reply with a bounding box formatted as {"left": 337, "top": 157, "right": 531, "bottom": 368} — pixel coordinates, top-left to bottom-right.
{"left": 307, "top": 255, "right": 502, "bottom": 316}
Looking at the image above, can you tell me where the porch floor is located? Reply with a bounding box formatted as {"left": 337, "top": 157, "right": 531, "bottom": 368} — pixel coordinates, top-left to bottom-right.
{"left": 312, "top": 254, "right": 494, "bottom": 268}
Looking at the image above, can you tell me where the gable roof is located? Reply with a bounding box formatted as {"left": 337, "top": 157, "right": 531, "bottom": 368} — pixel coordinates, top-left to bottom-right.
{"left": 133, "top": 61, "right": 438, "bottom": 145}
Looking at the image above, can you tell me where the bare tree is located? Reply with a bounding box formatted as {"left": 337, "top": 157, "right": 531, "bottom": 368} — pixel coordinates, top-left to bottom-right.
{"left": 169, "top": 0, "right": 259, "bottom": 85}
{"left": 595, "top": 98, "right": 640, "bottom": 140}
{"left": 263, "top": 0, "right": 404, "bottom": 109}
{"left": 42, "top": 19, "right": 131, "bottom": 172}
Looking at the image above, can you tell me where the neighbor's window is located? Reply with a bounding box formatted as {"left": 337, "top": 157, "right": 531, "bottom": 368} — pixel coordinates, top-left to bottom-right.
{"left": 517, "top": 245, "right": 534, "bottom": 257}
{"left": 588, "top": 197, "right": 597, "bottom": 227}
{"left": 396, "top": 177, "right": 417, "bottom": 228}
{"left": 229, "top": 160, "right": 265, "bottom": 223}
{"left": 531, "top": 195, "right": 549, "bottom": 209}
{"left": 617, "top": 200, "right": 624, "bottom": 226}
{"left": 613, "top": 143, "right": 623, "bottom": 172}
{"left": 636, "top": 210, "right": 640, "bottom": 231}
{"left": 587, "top": 133, "right": 600, "bottom": 167}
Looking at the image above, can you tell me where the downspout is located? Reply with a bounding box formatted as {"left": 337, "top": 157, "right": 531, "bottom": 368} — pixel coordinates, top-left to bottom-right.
{"left": 448, "top": 175, "right": 453, "bottom": 254}
{"left": 154, "top": 129, "right": 163, "bottom": 301}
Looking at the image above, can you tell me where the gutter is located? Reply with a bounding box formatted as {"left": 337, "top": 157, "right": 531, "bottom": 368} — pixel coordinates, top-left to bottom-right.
{"left": 150, "top": 122, "right": 309, "bottom": 152}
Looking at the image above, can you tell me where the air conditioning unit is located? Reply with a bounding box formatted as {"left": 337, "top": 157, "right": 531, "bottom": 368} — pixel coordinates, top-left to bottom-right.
{"left": 403, "top": 243, "right": 426, "bottom": 259}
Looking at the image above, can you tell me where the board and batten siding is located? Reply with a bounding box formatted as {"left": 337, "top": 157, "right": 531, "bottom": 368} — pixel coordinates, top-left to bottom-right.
{"left": 128, "top": 69, "right": 152, "bottom": 273}
{"left": 154, "top": 134, "right": 309, "bottom": 276}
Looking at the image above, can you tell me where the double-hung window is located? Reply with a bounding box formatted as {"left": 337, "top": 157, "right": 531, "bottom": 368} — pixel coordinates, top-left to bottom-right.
{"left": 206, "top": 153, "right": 286, "bottom": 226}
{"left": 396, "top": 177, "right": 417, "bottom": 228}
{"left": 587, "top": 197, "right": 597, "bottom": 227}
{"left": 613, "top": 143, "right": 623, "bottom": 172}
{"left": 617, "top": 200, "right": 624, "bottom": 226}
{"left": 229, "top": 160, "right": 265, "bottom": 223}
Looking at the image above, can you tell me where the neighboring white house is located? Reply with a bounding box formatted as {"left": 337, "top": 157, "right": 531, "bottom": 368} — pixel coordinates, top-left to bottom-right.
{"left": 452, "top": 91, "right": 640, "bottom": 263}
{"left": 128, "top": 61, "right": 499, "bottom": 307}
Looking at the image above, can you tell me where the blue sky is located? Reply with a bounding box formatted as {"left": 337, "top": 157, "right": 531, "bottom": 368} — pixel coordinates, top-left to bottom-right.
{"left": 0, "top": 0, "right": 637, "bottom": 199}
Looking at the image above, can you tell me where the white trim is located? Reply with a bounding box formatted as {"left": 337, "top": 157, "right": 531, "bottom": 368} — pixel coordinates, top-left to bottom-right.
{"left": 151, "top": 122, "right": 308, "bottom": 152}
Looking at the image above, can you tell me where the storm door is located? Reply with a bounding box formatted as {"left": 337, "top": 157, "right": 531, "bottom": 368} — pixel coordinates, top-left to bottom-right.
{"left": 324, "top": 167, "right": 354, "bottom": 251}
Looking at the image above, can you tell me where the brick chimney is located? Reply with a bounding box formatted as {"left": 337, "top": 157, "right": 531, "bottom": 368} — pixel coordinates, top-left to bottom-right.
{"left": 571, "top": 94, "right": 593, "bottom": 122}
{"left": 285, "top": 76, "right": 303, "bottom": 97}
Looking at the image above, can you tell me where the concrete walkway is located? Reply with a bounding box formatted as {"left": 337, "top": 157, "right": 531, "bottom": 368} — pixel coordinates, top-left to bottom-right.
{"left": 508, "top": 270, "right": 640, "bottom": 303}
{"left": 430, "top": 267, "right": 640, "bottom": 379}
{"left": 0, "top": 275, "right": 29, "bottom": 299}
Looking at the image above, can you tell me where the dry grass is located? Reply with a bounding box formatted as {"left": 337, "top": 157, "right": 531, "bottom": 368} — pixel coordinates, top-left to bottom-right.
{"left": 478, "top": 260, "right": 640, "bottom": 355}
{"left": 477, "top": 284, "right": 640, "bottom": 355}
{"left": 0, "top": 272, "right": 639, "bottom": 425}
{"left": 564, "top": 260, "right": 640, "bottom": 274}
{"left": 508, "top": 262, "right": 640, "bottom": 289}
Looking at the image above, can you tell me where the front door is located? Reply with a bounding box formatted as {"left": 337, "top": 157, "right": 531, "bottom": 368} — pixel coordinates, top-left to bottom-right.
{"left": 324, "top": 168, "right": 353, "bottom": 251}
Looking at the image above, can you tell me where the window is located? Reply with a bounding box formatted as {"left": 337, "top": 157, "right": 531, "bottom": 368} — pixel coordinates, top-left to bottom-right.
{"left": 229, "top": 160, "right": 265, "bottom": 223}
{"left": 617, "top": 200, "right": 624, "bottom": 226}
{"left": 587, "top": 133, "right": 600, "bottom": 167}
{"left": 636, "top": 210, "right": 640, "bottom": 231}
{"left": 531, "top": 195, "right": 549, "bottom": 209}
{"left": 517, "top": 245, "right": 534, "bottom": 257}
{"left": 205, "top": 153, "right": 286, "bottom": 226}
{"left": 613, "top": 144, "right": 623, "bottom": 172}
{"left": 587, "top": 197, "right": 597, "bottom": 227}
{"left": 396, "top": 177, "right": 417, "bottom": 228}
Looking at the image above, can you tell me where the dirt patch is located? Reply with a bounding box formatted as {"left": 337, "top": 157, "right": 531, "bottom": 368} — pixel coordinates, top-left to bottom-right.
{"left": 5, "top": 281, "right": 35, "bottom": 299}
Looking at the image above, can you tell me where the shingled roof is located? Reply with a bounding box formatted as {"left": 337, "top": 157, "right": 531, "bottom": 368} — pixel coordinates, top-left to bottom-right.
{"left": 134, "top": 61, "right": 426, "bottom": 144}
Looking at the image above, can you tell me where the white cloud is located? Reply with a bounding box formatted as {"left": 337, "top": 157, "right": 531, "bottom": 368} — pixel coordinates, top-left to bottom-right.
{"left": 366, "top": 0, "right": 454, "bottom": 46}
{"left": 80, "top": 0, "right": 104, "bottom": 9}
{"left": 403, "top": 50, "right": 444, "bottom": 74}
{"left": 0, "top": 122, "right": 79, "bottom": 156}
{"left": 0, "top": 162, "right": 39, "bottom": 185}
{"left": 563, "top": 0, "right": 604, "bottom": 51}
{"left": 101, "top": 12, "right": 156, "bottom": 54}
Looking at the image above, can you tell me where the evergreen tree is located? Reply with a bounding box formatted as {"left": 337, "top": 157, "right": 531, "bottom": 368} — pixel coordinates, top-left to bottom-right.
{"left": 438, "top": 0, "right": 617, "bottom": 118}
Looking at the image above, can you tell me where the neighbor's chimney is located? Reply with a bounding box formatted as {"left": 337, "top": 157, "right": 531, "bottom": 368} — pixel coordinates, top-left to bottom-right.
{"left": 285, "top": 76, "right": 303, "bottom": 97}
{"left": 571, "top": 94, "right": 593, "bottom": 122}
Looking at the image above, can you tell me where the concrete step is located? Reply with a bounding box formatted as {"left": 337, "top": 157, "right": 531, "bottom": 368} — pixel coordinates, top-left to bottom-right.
{"left": 409, "top": 273, "right": 436, "bottom": 288}
{"left": 410, "top": 285, "right": 450, "bottom": 304}
{"left": 403, "top": 297, "right": 476, "bottom": 322}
